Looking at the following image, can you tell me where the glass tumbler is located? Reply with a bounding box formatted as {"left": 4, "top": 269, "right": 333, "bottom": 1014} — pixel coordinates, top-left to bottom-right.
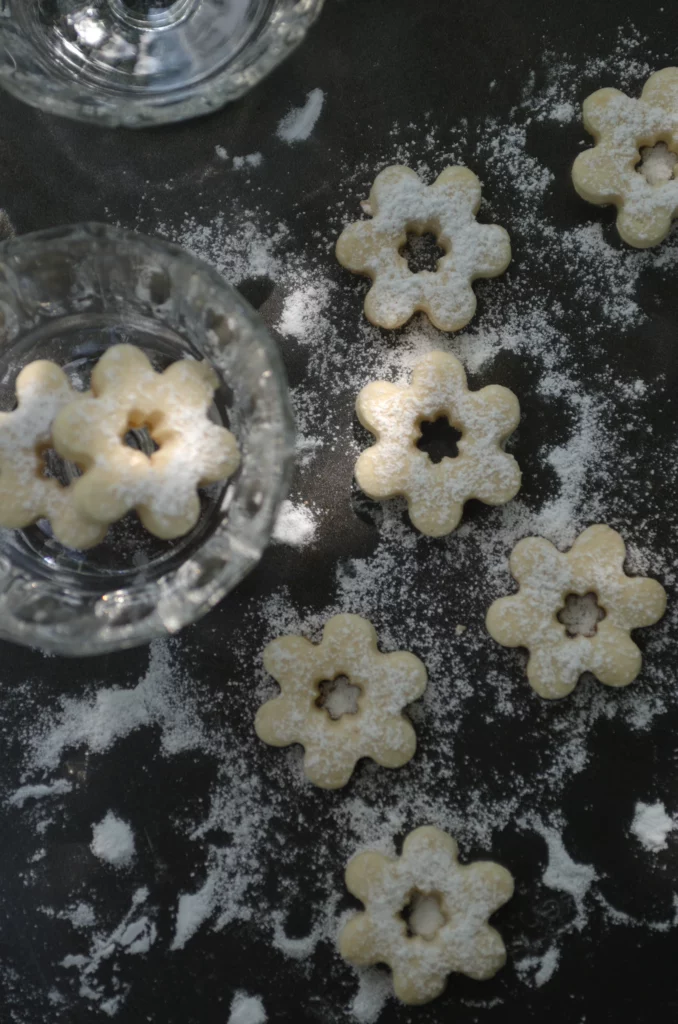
{"left": 0, "top": 223, "right": 295, "bottom": 655}
{"left": 0, "top": 0, "right": 325, "bottom": 127}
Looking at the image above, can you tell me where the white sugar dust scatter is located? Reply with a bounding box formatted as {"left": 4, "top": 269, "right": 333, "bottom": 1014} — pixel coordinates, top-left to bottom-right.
{"left": 276, "top": 87, "right": 325, "bottom": 143}
{"left": 233, "top": 152, "right": 263, "bottom": 170}
{"left": 515, "top": 945, "right": 561, "bottom": 988}
{"left": 60, "top": 887, "right": 156, "bottom": 1016}
{"left": 531, "top": 819, "right": 597, "bottom": 930}
{"left": 90, "top": 812, "right": 136, "bottom": 869}
{"left": 8, "top": 779, "right": 72, "bottom": 807}
{"left": 24, "top": 640, "right": 208, "bottom": 773}
{"left": 349, "top": 968, "right": 393, "bottom": 1024}
{"left": 6, "top": 24, "right": 678, "bottom": 1024}
{"left": 60, "top": 903, "right": 96, "bottom": 930}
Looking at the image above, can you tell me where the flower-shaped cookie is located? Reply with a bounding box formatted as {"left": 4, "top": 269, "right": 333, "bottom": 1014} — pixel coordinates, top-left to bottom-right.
{"left": 572, "top": 67, "right": 678, "bottom": 247}
{"left": 0, "top": 360, "right": 105, "bottom": 549}
{"left": 355, "top": 350, "right": 521, "bottom": 536}
{"left": 53, "top": 344, "right": 240, "bottom": 541}
{"left": 336, "top": 165, "right": 511, "bottom": 330}
{"left": 254, "top": 614, "right": 427, "bottom": 789}
{"left": 338, "top": 826, "right": 514, "bottom": 1005}
{"left": 486, "top": 524, "right": 667, "bottom": 699}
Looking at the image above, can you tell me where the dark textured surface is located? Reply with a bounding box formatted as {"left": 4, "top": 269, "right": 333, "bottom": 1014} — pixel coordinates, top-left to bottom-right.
{"left": 1, "top": 1, "right": 678, "bottom": 1022}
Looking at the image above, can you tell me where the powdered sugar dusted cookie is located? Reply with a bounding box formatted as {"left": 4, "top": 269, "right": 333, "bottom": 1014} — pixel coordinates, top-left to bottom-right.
{"left": 338, "top": 825, "right": 514, "bottom": 1005}
{"left": 336, "top": 165, "right": 511, "bottom": 330}
{"left": 486, "top": 524, "right": 667, "bottom": 699}
{"left": 53, "top": 344, "right": 240, "bottom": 541}
{"left": 0, "top": 360, "right": 105, "bottom": 549}
{"left": 355, "top": 350, "right": 521, "bottom": 536}
{"left": 572, "top": 68, "right": 678, "bottom": 247}
{"left": 254, "top": 613, "right": 427, "bottom": 789}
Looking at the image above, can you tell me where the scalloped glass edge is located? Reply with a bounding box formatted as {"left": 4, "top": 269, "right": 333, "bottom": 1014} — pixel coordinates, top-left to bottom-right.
{"left": 0, "top": 223, "right": 295, "bottom": 655}
{"left": 0, "top": 0, "right": 325, "bottom": 128}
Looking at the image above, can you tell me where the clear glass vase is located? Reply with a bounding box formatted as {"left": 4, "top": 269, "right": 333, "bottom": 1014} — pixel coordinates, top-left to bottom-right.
{"left": 0, "top": 223, "right": 295, "bottom": 654}
{"left": 0, "top": 0, "right": 325, "bottom": 127}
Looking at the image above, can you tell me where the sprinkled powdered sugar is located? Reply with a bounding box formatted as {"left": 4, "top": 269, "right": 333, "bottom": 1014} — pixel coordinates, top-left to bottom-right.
{"left": 60, "top": 903, "right": 97, "bottom": 930}
{"left": 272, "top": 499, "right": 319, "bottom": 547}
{"left": 59, "top": 887, "right": 156, "bottom": 1015}
{"left": 276, "top": 88, "right": 325, "bottom": 143}
{"left": 531, "top": 819, "right": 597, "bottom": 930}
{"left": 90, "top": 812, "right": 136, "bottom": 869}
{"left": 349, "top": 968, "right": 392, "bottom": 1023}
{"left": 515, "top": 945, "right": 560, "bottom": 987}
{"left": 17, "top": 641, "right": 207, "bottom": 774}
{"left": 228, "top": 992, "right": 267, "bottom": 1024}
{"left": 5, "top": 27, "right": 678, "bottom": 1021}
{"left": 233, "top": 152, "right": 263, "bottom": 170}
{"left": 7, "top": 779, "right": 72, "bottom": 808}
{"left": 630, "top": 801, "right": 676, "bottom": 851}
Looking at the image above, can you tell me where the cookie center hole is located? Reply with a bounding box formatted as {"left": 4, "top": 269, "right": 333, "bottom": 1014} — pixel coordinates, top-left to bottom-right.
{"left": 557, "top": 592, "right": 606, "bottom": 638}
{"left": 638, "top": 142, "right": 678, "bottom": 186}
{"left": 400, "top": 232, "right": 446, "bottom": 273}
{"left": 124, "top": 427, "right": 160, "bottom": 457}
{"left": 417, "top": 416, "right": 462, "bottom": 463}
{"left": 315, "top": 675, "right": 362, "bottom": 720}
{"left": 401, "top": 889, "right": 448, "bottom": 941}
{"left": 38, "top": 445, "right": 74, "bottom": 485}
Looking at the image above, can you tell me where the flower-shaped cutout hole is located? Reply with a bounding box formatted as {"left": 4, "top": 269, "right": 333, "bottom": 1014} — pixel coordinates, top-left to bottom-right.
{"left": 401, "top": 889, "right": 448, "bottom": 941}
{"left": 637, "top": 141, "right": 678, "bottom": 185}
{"left": 557, "top": 591, "right": 606, "bottom": 638}
{"left": 315, "top": 675, "right": 362, "bottom": 720}
{"left": 37, "top": 445, "right": 71, "bottom": 485}
{"left": 399, "top": 232, "right": 447, "bottom": 274}
{"left": 124, "top": 425, "right": 160, "bottom": 457}
{"left": 416, "top": 416, "right": 462, "bottom": 464}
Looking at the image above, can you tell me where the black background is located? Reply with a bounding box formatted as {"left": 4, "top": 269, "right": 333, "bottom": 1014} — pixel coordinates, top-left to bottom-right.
{"left": 3, "top": 1, "right": 678, "bottom": 1022}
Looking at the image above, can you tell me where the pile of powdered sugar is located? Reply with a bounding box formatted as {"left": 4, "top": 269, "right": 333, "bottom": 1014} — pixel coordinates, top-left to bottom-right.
{"left": 5, "top": 24, "right": 678, "bottom": 1024}
{"left": 630, "top": 801, "right": 676, "bottom": 851}
{"left": 228, "top": 992, "right": 267, "bottom": 1024}
{"left": 272, "top": 499, "right": 319, "bottom": 548}
{"left": 90, "top": 812, "right": 136, "bottom": 869}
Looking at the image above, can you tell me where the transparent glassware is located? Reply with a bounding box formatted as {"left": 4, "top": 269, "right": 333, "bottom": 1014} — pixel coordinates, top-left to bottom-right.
{"left": 0, "top": 0, "right": 325, "bottom": 127}
{"left": 0, "top": 223, "right": 295, "bottom": 655}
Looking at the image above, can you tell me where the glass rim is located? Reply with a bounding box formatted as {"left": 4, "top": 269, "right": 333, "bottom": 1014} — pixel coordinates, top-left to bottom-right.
{"left": 0, "top": 222, "right": 296, "bottom": 655}
{"left": 0, "top": 0, "right": 325, "bottom": 128}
